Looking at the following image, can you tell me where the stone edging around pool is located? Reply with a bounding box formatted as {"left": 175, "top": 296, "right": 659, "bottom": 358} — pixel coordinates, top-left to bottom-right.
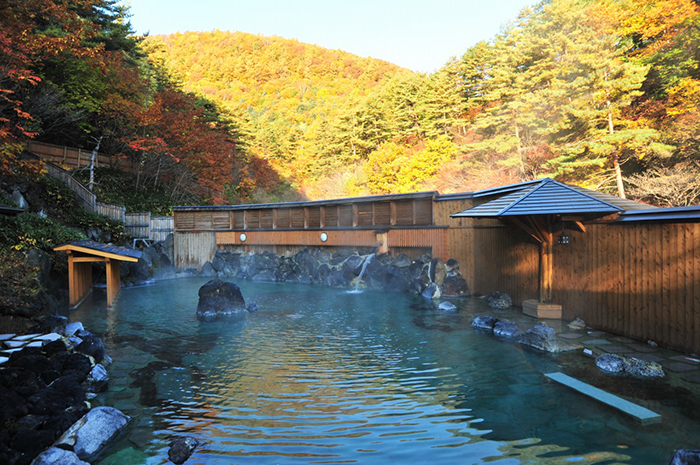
{"left": 0, "top": 322, "right": 129, "bottom": 464}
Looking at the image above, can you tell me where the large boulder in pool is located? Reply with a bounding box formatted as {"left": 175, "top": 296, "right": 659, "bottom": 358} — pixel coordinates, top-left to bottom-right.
{"left": 196, "top": 279, "right": 247, "bottom": 321}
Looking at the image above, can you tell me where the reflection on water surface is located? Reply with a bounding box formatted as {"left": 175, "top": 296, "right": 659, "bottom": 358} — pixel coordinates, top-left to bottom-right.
{"left": 68, "top": 278, "right": 700, "bottom": 464}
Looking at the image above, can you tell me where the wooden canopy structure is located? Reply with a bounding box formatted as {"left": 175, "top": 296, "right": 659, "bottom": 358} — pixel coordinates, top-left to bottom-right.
{"left": 54, "top": 241, "right": 141, "bottom": 308}
{"left": 451, "top": 178, "right": 649, "bottom": 306}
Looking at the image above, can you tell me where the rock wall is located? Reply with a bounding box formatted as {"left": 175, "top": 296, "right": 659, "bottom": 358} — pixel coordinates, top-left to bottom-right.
{"left": 200, "top": 248, "right": 471, "bottom": 297}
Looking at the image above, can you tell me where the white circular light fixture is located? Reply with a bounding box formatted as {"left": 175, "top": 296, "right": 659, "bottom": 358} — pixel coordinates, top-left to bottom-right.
{"left": 320, "top": 232, "right": 328, "bottom": 242}
{"left": 239, "top": 233, "right": 247, "bottom": 242}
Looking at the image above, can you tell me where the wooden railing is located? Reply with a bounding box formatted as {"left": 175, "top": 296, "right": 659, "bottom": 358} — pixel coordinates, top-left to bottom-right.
{"left": 24, "top": 149, "right": 173, "bottom": 241}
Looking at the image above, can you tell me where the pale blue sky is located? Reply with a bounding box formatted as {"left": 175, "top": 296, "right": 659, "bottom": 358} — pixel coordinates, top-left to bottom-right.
{"left": 125, "top": 0, "right": 535, "bottom": 73}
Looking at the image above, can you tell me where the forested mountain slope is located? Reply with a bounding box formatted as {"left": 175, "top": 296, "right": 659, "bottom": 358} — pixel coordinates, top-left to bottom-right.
{"left": 146, "top": 31, "right": 408, "bottom": 198}
{"left": 149, "top": 0, "right": 700, "bottom": 205}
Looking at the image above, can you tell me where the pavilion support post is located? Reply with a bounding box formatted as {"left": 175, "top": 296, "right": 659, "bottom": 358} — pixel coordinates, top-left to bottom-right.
{"left": 105, "top": 258, "right": 121, "bottom": 307}
{"left": 67, "top": 251, "right": 93, "bottom": 308}
{"left": 539, "top": 240, "right": 553, "bottom": 303}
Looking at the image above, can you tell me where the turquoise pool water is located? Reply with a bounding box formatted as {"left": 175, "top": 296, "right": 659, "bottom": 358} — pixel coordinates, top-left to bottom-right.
{"left": 68, "top": 278, "right": 700, "bottom": 464}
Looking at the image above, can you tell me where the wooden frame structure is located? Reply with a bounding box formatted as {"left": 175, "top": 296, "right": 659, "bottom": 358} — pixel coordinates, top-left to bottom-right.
{"left": 451, "top": 179, "right": 640, "bottom": 310}
{"left": 173, "top": 192, "right": 448, "bottom": 268}
{"left": 54, "top": 241, "right": 141, "bottom": 308}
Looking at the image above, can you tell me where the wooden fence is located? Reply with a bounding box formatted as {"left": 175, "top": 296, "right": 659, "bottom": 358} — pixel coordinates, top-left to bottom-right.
{"left": 125, "top": 212, "right": 174, "bottom": 241}
{"left": 24, "top": 150, "right": 174, "bottom": 240}
{"left": 24, "top": 152, "right": 126, "bottom": 222}
{"left": 27, "top": 140, "right": 114, "bottom": 170}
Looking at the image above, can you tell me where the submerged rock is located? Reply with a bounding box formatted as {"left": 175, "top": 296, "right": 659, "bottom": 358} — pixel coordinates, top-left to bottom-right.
{"left": 472, "top": 316, "right": 497, "bottom": 331}
{"left": 567, "top": 317, "right": 587, "bottom": 330}
{"left": 421, "top": 283, "right": 441, "bottom": 299}
{"left": 595, "top": 353, "right": 665, "bottom": 379}
{"left": 438, "top": 301, "right": 457, "bottom": 312}
{"left": 487, "top": 291, "right": 512, "bottom": 310}
{"left": 168, "top": 436, "right": 200, "bottom": 464}
{"left": 196, "top": 279, "right": 247, "bottom": 321}
{"left": 519, "top": 323, "right": 559, "bottom": 352}
{"left": 441, "top": 276, "right": 471, "bottom": 297}
{"left": 493, "top": 320, "right": 520, "bottom": 338}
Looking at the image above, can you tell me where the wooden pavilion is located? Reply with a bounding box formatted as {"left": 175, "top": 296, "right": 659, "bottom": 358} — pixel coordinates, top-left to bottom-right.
{"left": 54, "top": 241, "right": 141, "bottom": 308}
{"left": 451, "top": 178, "right": 649, "bottom": 316}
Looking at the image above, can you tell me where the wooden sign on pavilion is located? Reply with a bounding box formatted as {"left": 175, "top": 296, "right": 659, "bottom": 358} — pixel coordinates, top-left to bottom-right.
{"left": 54, "top": 241, "right": 141, "bottom": 308}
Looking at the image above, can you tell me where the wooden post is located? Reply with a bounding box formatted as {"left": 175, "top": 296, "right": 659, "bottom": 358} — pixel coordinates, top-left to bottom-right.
{"left": 375, "top": 231, "right": 389, "bottom": 255}
{"left": 106, "top": 258, "right": 121, "bottom": 307}
{"left": 540, "top": 240, "right": 553, "bottom": 303}
{"left": 67, "top": 252, "right": 95, "bottom": 308}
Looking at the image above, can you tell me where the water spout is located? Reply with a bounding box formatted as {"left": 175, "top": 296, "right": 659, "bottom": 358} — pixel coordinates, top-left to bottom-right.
{"left": 354, "top": 253, "right": 375, "bottom": 291}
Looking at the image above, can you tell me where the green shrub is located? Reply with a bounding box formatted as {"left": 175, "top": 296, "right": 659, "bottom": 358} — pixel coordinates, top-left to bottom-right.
{"left": 0, "top": 213, "right": 85, "bottom": 253}
{"left": 73, "top": 167, "right": 196, "bottom": 215}
{"left": 41, "top": 175, "right": 125, "bottom": 243}
{"left": 0, "top": 247, "right": 43, "bottom": 316}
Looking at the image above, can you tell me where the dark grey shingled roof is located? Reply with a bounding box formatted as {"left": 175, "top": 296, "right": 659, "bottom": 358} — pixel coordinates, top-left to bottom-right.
{"left": 451, "top": 178, "right": 648, "bottom": 218}
{"left": 56, "top": 240, "right": 142, "bottom": 260}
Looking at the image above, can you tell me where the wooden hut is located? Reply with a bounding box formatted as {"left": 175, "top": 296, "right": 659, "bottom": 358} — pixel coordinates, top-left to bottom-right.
{"left": 54, "top": 241, "right": 141, "bottom": 308}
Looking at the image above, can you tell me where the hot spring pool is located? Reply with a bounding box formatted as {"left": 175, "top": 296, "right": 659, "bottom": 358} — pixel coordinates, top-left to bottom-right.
{"left": 67, "top": 277, "right": 700, "bottom": 464}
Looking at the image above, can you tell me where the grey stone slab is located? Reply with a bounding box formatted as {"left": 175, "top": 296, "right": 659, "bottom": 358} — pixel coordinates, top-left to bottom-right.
{"left": 0, "top": 348, "right": 24, "bottom": 354}
{"left": 628, "top": 353, "right": 664, "bottom": 363}
{"left": 0, "top": 356, "right": 8, "bottom": 365}
{"left": 13, "top": 333, "right": 41, "bottom": 341}
{"left": 583, "top": 339, "right": 612, "bottom": 346}
{"left": 0, "top": 334, "right": 15, "bottom": 341}
{"left": 626, "top": 343, "right": 657, "bottom": 353}
{"left": 662, "top": 362, "right": 698, "bottom": 373}
{"left": 603, "top": 345, "right": 635, "bottom": 354}
{"left": 3, "top": 340, "right": 26, "bottom": 349}
{"left": 682, "top": 373, "right": 700, "bottom": 384}
{"left": 34, "top": 333, "right": 62, "bottom": 341}
{"left": 587, "top": 331, "right": 607, "bottom": 337}
{"left": 669, "top": 355, "right": 700, "bottom": 364}
{"left": 558, "top": 332, "right": 584, "bottom": 340}
{"left": 545, "top": 372, "right": 661, "bottom": 425}
{"left": 610, "top": 336, "right": 636, "bottom": 344}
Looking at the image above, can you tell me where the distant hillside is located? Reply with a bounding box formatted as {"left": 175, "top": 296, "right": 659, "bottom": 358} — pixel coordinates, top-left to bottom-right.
{"left": 146, "top": 31, "right": 408, "bottom": 197}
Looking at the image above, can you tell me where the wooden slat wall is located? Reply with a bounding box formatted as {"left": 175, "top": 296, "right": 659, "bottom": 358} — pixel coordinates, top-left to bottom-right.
{"left": 387, "top": 228, "right": 448, "bottom": 261}
{"left": 554, "top": 222, "right": 700, "bottom": 354}
{"left": 175, "top": 232, "right": 216, "bottom": 269}
{"left": 215, "top": 228, "right": 447, "bottom": 255}
{"left": 324, "top": 206, "right": 338, "bottom": 227}
{"left": 217, "top": 230, "right": 377, "bottom": 247}
{"left": 174, "top": 198, "right": 436, "bottom": 232}
{"left": 437, "top": 196, "right": 700, "bottom": 353}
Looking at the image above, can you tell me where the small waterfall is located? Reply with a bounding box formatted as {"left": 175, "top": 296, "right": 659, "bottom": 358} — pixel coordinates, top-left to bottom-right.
{"left": 353, "top": 253, "right": 375, "bottom": 291}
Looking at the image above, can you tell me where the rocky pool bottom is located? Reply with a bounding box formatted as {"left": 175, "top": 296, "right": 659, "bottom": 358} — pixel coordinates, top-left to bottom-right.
{"left": 51, "top": 277, "right": 700, "bottom": 465}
